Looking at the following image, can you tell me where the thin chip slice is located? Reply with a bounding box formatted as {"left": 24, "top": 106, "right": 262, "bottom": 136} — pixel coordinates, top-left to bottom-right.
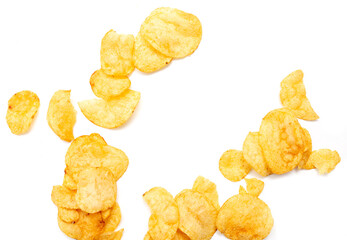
{"left": 58, "top": 207, "right": 80, "bottom": 223}
{"left": 6, "top": 90, "right": 40, "bottom": 135}
{"left": 309, "top": 149, "right": 341, "bottom": 174}
{"left": 63, "top": 172, "right": 77, "bottom": 191}
{"left": 51, "top": 185, "right": 78, "bottom": 209}
{"left": 58, "top": 216, "right": 82, "bottom": 239}
{"left": 192, "top": 176, "right": 220, "bottom": 210}
{"left": 280, "top": 70, "right": 319, "bottom": 120}
{"left": 96, "top": 229, "right": 124, "bottom": 240}
{"left": 103, "top": 202, "right": 122, "bottom": 233}
{"left": 47, "top": 90, "right": 76, "bottom": 142}
{"left": 297, "top": 128, "right": 313, "bottom": 169}
{"left": 78, "top": 89, "right": 141, "bottom": 129}
{"left": 238, "top": 186, "right": 247, "bottom": 195}
{"left": 219, "top": 150, "right": 251, "bottom": 182}
{"left": 245, "top": 178, "right": 264, "bottom": 198}
{"left": 173, "top": 229, "right": 190, "bottom": 240}
{"left": 100, "top": 30, "right": 135, "bottom": 76}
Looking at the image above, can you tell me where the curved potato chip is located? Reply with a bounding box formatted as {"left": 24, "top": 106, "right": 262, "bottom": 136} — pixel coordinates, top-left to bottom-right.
{"left": 134, "top": 34, "right": 172, "bottom": 73}
{"left": 78, "top": 210, "right": 105, "bottom": 240}
{"left": 245, "top": 178, "right": 264, "bottom": 198}
{"left": 192, "top": 176, "right": 220, "bottom": 210}
{"left": 242, "top": 132, "right": 271, "bottom": 177}
{"left": 76, "top": 167, "right": 117, "bottom": 213}
{"left": 6, "top": 90, "right": 40, "bottom": 135}
{"left": 78, "top": 89, "right": 141, "bottom": 129}
{"left": 90, "top": 69, "right": 131, "bottom": 100}
{"left": 140, "top": 7, "right": 202, "bottom": 58}
{"left": 96, "top": 229, "right": 124, "bottom": 240}
{"left": 63, "top": 172, "right": 77, "bottom": 190}
{"left": 217, "top": 194, "right": 273, "bottom": 240}
{"left": 175, "top": 189, "right": 217, "bottom": 240}
{"left": 47, "top": 90, "right": 76, "bottom": 142}
{"left": 143, "top": 187, "right": 179, "bottom": 240}
{"left": 308, "top": 149, "right": 341, "bottom": 174}
{"left": 51, "top": 185, "right": 78, "bottom": 209}
{"left": 101, "top": 208, "right": 112, "bottom": 221}
{"left": 103, "top": 202, "right": 122, "bottom": 233}
{"left": 144, "top": 232, "right": 152, "bottom": 240}
{"left": 239, "top": 186, "right": 247, "bottom": 195}
{"left": 173, "top": 229, "right": 190, "bottom": 240}
{"left": 280, "top": 70, "right": 319, "bottom": 120}
{"left": 58, "top": 207, "right": 80, "bottom": 223}
{"left": 100, "top": 30, "right": 135, "bottom": 76}
{"left": 58, "top": 216, "right": 82, "bottom": 239}
{"left": 259, "top": 108, "right": 305, "bottom": 174}
{"left": 297, "top": 128, "right": 313, "bottom": 169}
{"left": 219, "top": 150, "right": 251, "bottom": 182}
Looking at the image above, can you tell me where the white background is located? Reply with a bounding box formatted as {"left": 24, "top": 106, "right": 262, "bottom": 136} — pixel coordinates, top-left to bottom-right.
{"left": 0, "top": 0, "right": 346, "bottom": 239}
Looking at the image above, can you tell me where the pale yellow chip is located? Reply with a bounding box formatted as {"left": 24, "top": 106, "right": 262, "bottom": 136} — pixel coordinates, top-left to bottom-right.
{"left": 134, "top": 34, "right": 172, "bottom": 73}
{"left": 175, "top": 189, "right": 217, "bottom": 240}
{"left": 297, "top": 127, "right": 313, "bottom": 169}
{"left": 242, "top": 132, "right": 271, "bottom": 177}
{"left": 280, "top": 70, "right": 319, "bottom": 120}
{"left": 58, "top": 207, "right": 80, "bottom": 223}
{"left": 245, "top": 178, "right": 264, "bottom": 198}
{"left": 217, "top": 194, "right": 274, "bottom": 240}
{"left": 96, "top": 229, "right": 124, "bottom": 240}
{"left": 192, "top": 176, "right": 220, "bottom": 210}
{"left": 143, "top": 187, "right": 179, "bottom": 240}
{"left": 172, "top": 229, "right": 190, "bottom": 240}
{"left": 51, "top": 185, "right": 78, "bottom": 209}
{"left": 78, "top": 89, "right": 141, "bottom": 129}
{"left": 6, "top": 90, "right": 40, "bottom": 135}
{"left": 103, "top": 202, "right": 122, "bottom": 233}
{"left": 63, "top": 172, "right": 77, "bottom": 191}
{"left": 219, "top": 150, "right": 251, "bottom": 182}
{"left": 90, "top": 69, "right": 131, "bottom": 100}
{"left": 47, "top": 90, "right": 76, "bottom": 142}
{"left": 238, "top": 186, "right": 247, "bottom": 195}
{"left": 100, "top": 30, "right": 135, "bottom": 76}
{"left": 308, "top": 149, "right": 341, "bottom": 174}
{"left": 140, "top": 7, "right": 202, "bottom": 58}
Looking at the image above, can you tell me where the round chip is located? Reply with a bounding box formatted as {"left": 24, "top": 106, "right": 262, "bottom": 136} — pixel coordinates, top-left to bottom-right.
{"left": 102, "top": 202, "right": 122, "bottom": 233}
{"left": 219, "top": 150, "right": 252, "bottom": 182}
{"left": 192, "top": 176, "right": 220, "bottom": 210}
{"left": 51, "top": 185, "right": 79, "bottom": 209}
{"left": 245, "top": 178, "right": 264, "bottom": 198}
{"left": 58, "top": 207, "right": 80, "bottom": 223}
{"left": 309, "top": 149, "right": 341, "bottom": 174}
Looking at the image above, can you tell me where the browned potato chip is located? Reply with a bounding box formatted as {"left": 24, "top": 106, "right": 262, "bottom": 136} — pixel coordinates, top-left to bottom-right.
{"left": 78, "top": 210, "right": 105, "bottom": 240}
{"left": 103, "top": 202, "right": 122, "bottom": 233}
{"left": 192, "top": 176, "right": 220, "bottom": 210}
{"left": 140, "top": 7, "right": 202, "bottom": 58}
{"left": 219, "top": 150, "right": 251, "bottom": 182}
{"left": 280, "top": 70, "right": 319, "bottom": 120}
{"left": 96, "top": 229, "right": 124, "bottom": 240}
{"left": 47, "top": 90, "right": 76, "bottom": 142}
{"left": 63, "top": 172, "right": 77, "bottom": 191}
{"left": 6, "top": 90, "right": 40, "bottom": 135}
{"left": 297, "top": 127, "right": 313, "bottom": 169}
{"left": 238, "top": 186, "right": 247, "bottom": 195}
{"left": 58, "top": 216, "right": 82, "bottom": 239}
{"left": 78, "top": 89, "right": 141, "bottom": 129}
{"left": 245, "top": 178, "right": 264, "bottom": 198}
{"left": 308, "top": 149, "right": 341, "bottom": 174}
{"left": 58, "top": 207, "right": 80, "bottom": 223}
{"left": 100, "top": 30, "right": 135, "bottom": 76}
{"left": 51, "top": 185, "right": 79, "bottom": 209}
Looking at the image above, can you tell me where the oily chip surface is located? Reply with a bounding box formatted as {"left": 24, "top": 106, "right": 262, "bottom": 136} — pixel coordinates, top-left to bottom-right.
{"left": 103, "top": 202, "right": 122, "bottom": 233}
{"left": 51, "top": 185, "right": 79, "bottom": 209}
{"left": 6, "top": 90, "right": 40, "bottom": 135}
{"left": 219, "top": 150, "right": 251, "bottom": 182}
{"left": 309, "top": 149, "right": 341, "bottom": 174}
{"left": 58, "top": 207, "right": 80, "bottom": 223}
{"left": 140, "top": 7, "right": 202, "bottom": 58}
{"left": 96, "top": 229, "right": 124, "bottom": 240}
{"left": 192, "top": 176, "right": 220, "bottom": 210}
{"left": 245, "top": 178, "right": 264, "bottom": 198}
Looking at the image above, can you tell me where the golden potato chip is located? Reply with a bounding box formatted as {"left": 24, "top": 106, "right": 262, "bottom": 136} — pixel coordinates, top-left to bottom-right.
{"left": 100, "top": 30, "right": 135, "bottom": 76}
{"left": 219, "top": 150, "right": 251, "bottom": 182}
{"left": 280, "top": 70, "right": 319, "bottom": 120}
{"left": 192, "top": 176, "right": 220, "bottom": 210}
{"left": 245, "top": 178, "right": 264, "bottom": 198}
{"left": 134, "top": 34, "right": 172, "bottom": 73}
{"left": 238, "top": 186, "right": 247, "bottom": 195}
{"left": 297, "top": 127, "right": 313, "bottom": 169}
{"left": 140, "top": 7, "right": 202, "bottom": 58}
{"left": 58, "top": 207, "right": 80, "bottom": 223}
{"left": 51, "top": 185, "right": 79, "bottom": 209}
{"left": 173, "top": 229, "right": 190, "bottom": 240}
{"left": 6, "top": 90, "right": 40, "bottom": 135}
{"left": 103, "top": 202, "right": 122, "bottom": 233}
{"left": 47, "top": 90, "right": 76, "bottom": 142}
{"left": 78, "top": 210, "right": 105, "bottom": 240}
{"left": 96, "top": 229, "right": 124, "bottom": 240}
{"left": 63, "top": 172, "right": 77, "bottom": 191}
{"left": 90, "top": 69, "right": 131, "bottom": 100}
{"left": 101, "top": 208, "right": 112, "bottom": 221}
{"left": 144, "top": 232, "right": 152, "bottom": 240}
{"left": 78, "top": 89, "right": 141, "bottom": 129}
{"left": 175, "top": 189, "right": 217, "bottom": 240}
{"left": 58, "top": 216, "right": 83, "bottom": 239}
{"left": 143, "top": 187, "right": 179, "bottom": 240}
{"left": 309, "top": 149, "right": 341, "bottom": 174}
{"left": 217, "top": 194, "right": 273, "bottom": 240}
{"left": 259, "top": 108, "right": 305, "bottom": 174}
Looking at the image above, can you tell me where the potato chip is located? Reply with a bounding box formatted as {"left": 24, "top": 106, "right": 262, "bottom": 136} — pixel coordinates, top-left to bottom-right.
{"left": 173, "top": 229, "right": 190, "bottom": 240}
{"left": 101, "top": 208, "right": 112, "bottom": 221}
{"left": 143, "top": 187, "right": 179, "bottom": 240}
{"left": 245, "top": 178, "right": 264, "bottom": 198}
{"left": 217, "top": 194, "right": 273, "bottom": 240}
{"left": 140, "top": 7, "right": 202, "bottom": 58}
{"left": 6, "top": 90, "right": 40, "bottom": 135}
{"left": 51, "top": 185, "right": 79, "bottom": 209}
{"left": 78, "top": 89, "right": 141, "bottom": 129}
{"left": 307, "top": 149, "right": 341, "bottom": 174}
{"left": 259, "top": 108, "right": 305, "bottom": 174}
{"left": 238, "top": 186, "right": 247, "bottom": 195}
{"left": 58, "top": 207, "right": 80, "bottom": 223}
{"left": 134, "top": 34, "right": 172, "bottom": 73}
{"left": 297, "top": 127, "right": 313, "bottom": 169}
{"left": 192, "top": 176, "right": 220, "bottom": 210}
{"left": 100, "top": 30, "right": 135, "bottom": 76}
{"left": 103, "top": 202, "right": 121, "bottom": 233}
{"left": 280, "top": 70, "right": 319, "bottom": 120}
{"left": 219, "top": 150, "right": 251, "bottom": 182}
{"left": 242, "top": 132, "right": 271, "bottom": 177}
{"left": 63, "top": 172, "right": 77, "bottom": 191}
{"left": 90, "top": 69, "right": 131, "bottom": 100}
{"left": 58, "top": 216, "right": 83, "bottom": 239}
{"left": 78, "top": 210, "right": 105, "bottom": 240}
{"left": 96, "top": 229, "right": 124, "bottom": 240}
{"left": 175, "top": 189, "right": 217, "bottom": 240}
{"left": 144, "top": 232, "right": 152, "bottom": 240}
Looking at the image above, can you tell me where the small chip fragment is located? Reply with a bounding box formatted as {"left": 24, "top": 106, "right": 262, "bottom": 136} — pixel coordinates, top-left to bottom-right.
{"left": 307, "top": 149, "right": 341, "bottom": 174}
{"left": 96, "top": 229, "right": 124, "bottom": 240}
{"left": 103, "top": 202, "right": 122, "bottom": 233}
{"left": 238, "top": 186, "right": 247, "bottom": 195}
{"left": 245, "top": 178, "right": 264, "bottom": 198}
{"left": 219, "top": 150, "right": 251, "bottom": 182}
{"left": 51, "top": 185, "right": 79, "bottom": 209}
{"left": 192, "top": 176, "right": 220, "bottom": 210}
{"left": 58, "top": 207, "right": 80, "bottom": 223}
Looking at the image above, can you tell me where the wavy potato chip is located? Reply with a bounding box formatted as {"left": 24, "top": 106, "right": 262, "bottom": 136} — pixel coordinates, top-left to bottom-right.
{"left": 307, "top": 149, "right": 341, "bottom": 174}
{"left": 47, "top": 90, "right": 76, "bottom": 142}
{"left": 78, "top": 89, "right": 141, "bottom": 129}
{"left": 297, "top": 128, "right": 313, "bottom": 169}
{"left": 96, "top": 229, "right": 124, "bottom": 240}
{"left": 245, "top": 178, "right": 264, "bottom": 198}
{"left": 280, "top": 70, "right": 319, "bottom": 120}
{"left": 103, "top": 202, "right": 121, "bottom": 233}
{"left": 192, "top": 176, "right": 219, "bottom": 210}
{"left": 100, "top": 30, "right": 135, "bottom": 76}
{"left": 58, "top": 207, "right": 80, "bottom": 223}
{"left": 58, "top": 216, "right": 83, "bottom": 239}
{"left": 51, "top": 185, "right": 79, "bottom": 209}
{"left": 6, "top": 90, "right": 40, "bottom": 135}
{"left": 219, "top": 150, "right": 251, "bottom": 182}
{"left": 140, "top": 7, "right": 202, "bottom": 58}
{"left": 63, "top": 172, "right": 77, "bottom": 190}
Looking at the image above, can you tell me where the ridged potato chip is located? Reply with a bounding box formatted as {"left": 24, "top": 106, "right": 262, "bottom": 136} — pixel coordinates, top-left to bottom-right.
{"left": 297, "top": 128, "right": 313, "bottom": 169}
{"left": 103, "top": 202, "right": 121, "bottom": 233}
{"left": 96, "top": 229, "right": 124, "bottom": 240}
{"left": 308, "top": 149, "right": 341, "bottom": 174}
{"left": 140, "top": 7, "right": 202, "bottom": 58}
{"left": 78, "top": 89, "right": 141, "bottom": 129}
{"left": 100, "top": 30, "right": 135, "bottom": 76}
{"left": 245, "top": 178, "right": 264, "bottom": 198}
{"left": 192, "top": 176, "right": 220, "bottom": 210}
{"left": 280, "top": 70, "right": 319, "bottom": 120}
{"left": 90, "top": 69, "right": 131, "bottom": 100}
{"left": 47, "top": 90, "right": 76, "bottom": 142}
{"left": 6, "top": 90, "right": 40, "bottom": 135}
{"left": 58, "top": 207, "right": 80, "bottom": 223}
{"left": 51, "top": 185, "right": 79, "bottom": 209}
{"left": 219, "top": 150, "right": 251, "bottom": 182}
{"left": 63, "top": 172, "right": 77, "bottom": 191}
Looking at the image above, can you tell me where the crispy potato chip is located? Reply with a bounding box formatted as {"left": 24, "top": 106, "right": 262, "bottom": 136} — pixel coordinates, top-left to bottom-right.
{"left": 58, "top": 207, "right": 80, "bottom": 223}
{"left": 219, "top": 150, "right": 251, "bottom": 182}
{"left": 51, "top": 185, "right": 78, "bottom": 209}
{"left": 100, "top": 30, "right": 135, "bottom": 76}
{"left": 58, "top": 216, "right": 83, "bottom": 239}
{"left": 103, "top": 202, "right": 121, "bottom": 233}
{"left": 6, "top": 90, "right": 40, "bottom": 135}
{"left": 78, "top": 89, "right": 141, "bottom": 129}
{"left": 173, "top": 229, "right": 190, "bottom": 240}
{"left": 245, "top": 178, "right": 264, "bottom": 198}
{"left": 140, "top": 7, "right": 202, "bottom": 58}
{"left": 297, "top": 127, "right": 313, "bottom": 169}
{"left": 144, "top": 232, "right": 152, "bottom": 240}
{"left": 101, "top": 208, "right": 112, "bottom": 221}
{"left": 175, "top": 189, "right": 217, "bottom": 240}
{"left": 238, "top": 186, "right": 247, "bottom": 195}
{"left": 134, "top": 34, "right": 172, "bottom": 73}
{"left": 90, "top": 69, "right": 131, "bottom": 100}
{"left": 217, "top": 194, "right": 273, "bottom": 240}
{"left": 308, "top": 149, "right": 341, "bottom": 174}
{"left": 63, "top": 172, "right": 77, "bottom": 190}
{"left": 47, "top": 90, "right": 76, "bottom": 142}
{"left": 78, "top": 210, "right": 105, "bottom": 240}
{"left": 96, "top": 229, "right": 124, "bottom": 240}
{"left": 192, "top": 176, "right": 220, "bottom": 210}
{"left": 280, "top": 70, "right": 319, "bottom": 120}
{"left": 143, "top": 187, "right": 179, "bottom": 240}
{"left": 259, "top": 108, "right": 305, "bottom": 174}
